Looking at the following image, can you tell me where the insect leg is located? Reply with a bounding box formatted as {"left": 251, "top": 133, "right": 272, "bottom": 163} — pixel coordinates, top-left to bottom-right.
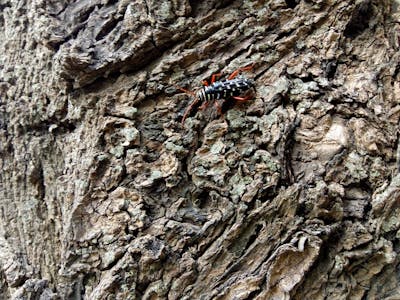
{"left": 202, "top": 72, "right": 221, "bottom": 86}
{"left": 200, "top": 101, "right": 210, "bottom": 110}
{"left": 210, "top": 73, "right": 222, "bottom": 83}
{"left": 227, "top": 64, "right": 254, "bottom": 80}
{"left": 233, "top": 95, "right": 253, "bottom": 102}
{"left": 214, "top": 101, "right": 223, "bottom": 115}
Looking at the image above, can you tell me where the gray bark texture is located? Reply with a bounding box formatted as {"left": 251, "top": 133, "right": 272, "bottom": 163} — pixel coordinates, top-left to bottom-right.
{"left": 1, "top": 0, "right": 400, "bottom": 299}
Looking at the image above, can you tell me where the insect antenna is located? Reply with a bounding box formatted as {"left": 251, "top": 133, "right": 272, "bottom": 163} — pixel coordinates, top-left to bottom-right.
{"left": 174, "top": 84, "right": 196, "bottom": 96}
{"left": 174, "top": 84, "right": 202, "bottom": 124}
{"left": 181, "top": 97, "right": 200, "bottom": 124}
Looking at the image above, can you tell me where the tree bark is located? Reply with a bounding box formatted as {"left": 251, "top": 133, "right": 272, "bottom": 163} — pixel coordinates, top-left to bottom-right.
{"left": 1, "top": 0, "right": 400, "bottom": 299}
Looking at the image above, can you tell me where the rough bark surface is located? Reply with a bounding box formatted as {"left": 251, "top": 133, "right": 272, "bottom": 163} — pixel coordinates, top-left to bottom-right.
{"left": 1, "top": 0, "right": 400, "bottom": 299}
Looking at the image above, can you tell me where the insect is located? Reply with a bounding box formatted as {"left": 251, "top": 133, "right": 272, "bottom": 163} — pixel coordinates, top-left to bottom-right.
{"left": 178, "top": 65, "right": 255, "bottom": 124}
